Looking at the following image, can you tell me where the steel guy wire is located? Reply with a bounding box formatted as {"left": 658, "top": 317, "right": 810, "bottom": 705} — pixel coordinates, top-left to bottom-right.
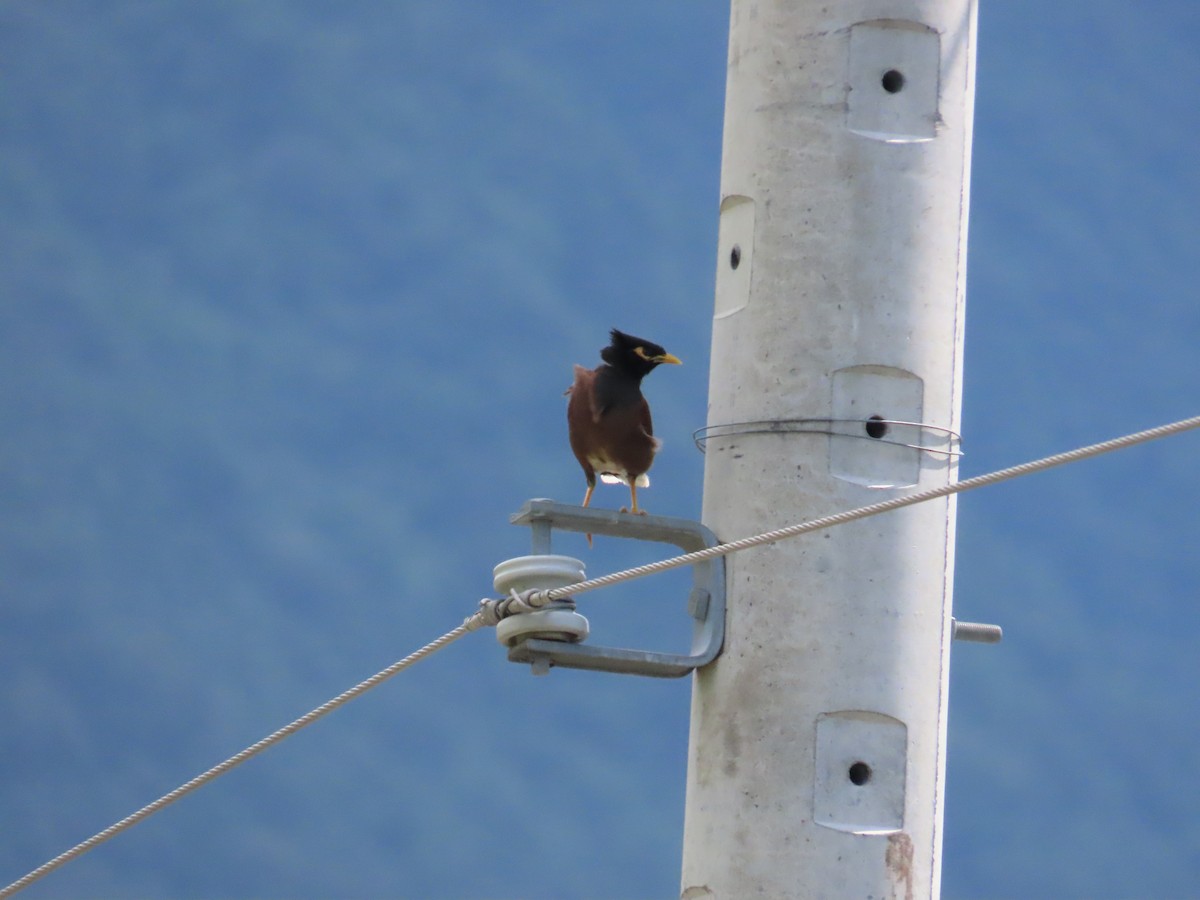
{"left": 525, "top": 414, "right": 1200, "bottom": 606}
{"left": 4, "top": 413, "right": 1198, "bottom": 897}
{"left": 0, "top": 622, "right": 477, "bottom": 900}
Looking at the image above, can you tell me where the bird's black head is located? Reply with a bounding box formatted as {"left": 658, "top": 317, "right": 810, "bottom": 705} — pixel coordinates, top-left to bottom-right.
{"left": 600, "top": 329, "right": 682, "bottom": 378}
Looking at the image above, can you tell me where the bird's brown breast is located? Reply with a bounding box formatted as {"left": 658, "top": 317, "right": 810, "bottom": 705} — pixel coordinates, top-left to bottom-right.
{"left": 567, "top": 364, "right": 659, "bottom": 481}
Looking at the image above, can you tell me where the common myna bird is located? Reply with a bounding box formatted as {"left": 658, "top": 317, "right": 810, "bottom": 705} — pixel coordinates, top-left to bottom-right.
{"left": 566, "top": 329, "right": 681, "bottom": 522}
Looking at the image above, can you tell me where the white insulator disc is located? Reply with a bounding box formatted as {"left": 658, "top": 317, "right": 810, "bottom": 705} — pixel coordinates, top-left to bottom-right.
{"left": 495, "top": 609, "right": 590, "bottom": 647}
{"left": 492, "top": 555, "right": 585, "bottom": 595}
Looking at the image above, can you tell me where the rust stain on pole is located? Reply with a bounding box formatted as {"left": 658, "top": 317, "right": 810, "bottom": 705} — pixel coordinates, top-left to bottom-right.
{"left": 887, "top": 831, "right": 915, "bottom": 900}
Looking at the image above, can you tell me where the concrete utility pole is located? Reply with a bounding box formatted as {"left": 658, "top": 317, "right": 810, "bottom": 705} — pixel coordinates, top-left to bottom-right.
{"left": 681, "top": 2, "right": 977, "bottom": 898}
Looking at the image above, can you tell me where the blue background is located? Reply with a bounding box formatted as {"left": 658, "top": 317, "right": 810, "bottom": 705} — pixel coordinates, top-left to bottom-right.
{"left": 2, "top": 2, "right": 1198, "bottom": 897}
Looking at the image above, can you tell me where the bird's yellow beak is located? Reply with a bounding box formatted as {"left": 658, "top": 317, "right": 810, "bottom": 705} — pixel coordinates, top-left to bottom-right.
{"left": 634, "top": 345, "right": 683, "bottom": 365}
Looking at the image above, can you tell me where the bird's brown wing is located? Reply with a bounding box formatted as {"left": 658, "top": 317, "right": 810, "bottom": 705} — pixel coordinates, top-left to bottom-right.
{"left": 639, "top": 394, "right": 654, "bottom": 439}
{"left": 567, "top": 365, "right": 598, "bottom": 481}
{"left": 570, "top": 364, "right": 607, "bottom": 423}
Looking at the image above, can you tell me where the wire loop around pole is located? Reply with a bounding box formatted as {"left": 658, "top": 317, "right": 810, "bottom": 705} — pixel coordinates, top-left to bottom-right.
{"left": 693, "top": 417, "right": 963, "bottom": 457}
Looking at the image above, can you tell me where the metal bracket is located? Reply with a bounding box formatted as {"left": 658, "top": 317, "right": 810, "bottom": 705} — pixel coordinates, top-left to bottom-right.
{"left": 507, "top": 499, "right": 726, "bottom": 678}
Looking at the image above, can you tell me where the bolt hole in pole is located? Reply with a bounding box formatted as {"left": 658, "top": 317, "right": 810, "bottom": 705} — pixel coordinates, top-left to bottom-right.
{"left": 881, "top": 68, "right": 905, "bottom": 93}
{"left": 730, "top": 244, "right": 741, "bottom": 270}
{"left": 864, "top": 415, "right": 889, "bottom": 439}
{"left": 848, "top": 761, "right": 873, "bottom": 786}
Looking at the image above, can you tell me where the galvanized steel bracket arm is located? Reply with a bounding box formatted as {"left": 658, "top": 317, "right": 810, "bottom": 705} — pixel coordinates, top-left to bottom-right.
{"left": 506, "top": 499, "right": 726, "bottom": 678}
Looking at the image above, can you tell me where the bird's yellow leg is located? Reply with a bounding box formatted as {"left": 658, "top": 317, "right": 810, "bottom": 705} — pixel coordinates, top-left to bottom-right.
{"left": 582, "top": 482, "right": 595, "bottom": 548}
{"left": 628, "top": 483, "right": 647, "bottom": 516}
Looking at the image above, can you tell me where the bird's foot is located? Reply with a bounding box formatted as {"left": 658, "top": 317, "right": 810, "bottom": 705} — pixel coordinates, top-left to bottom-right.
{"left": 619, "top": 507, "right": 649, "bottom": 516}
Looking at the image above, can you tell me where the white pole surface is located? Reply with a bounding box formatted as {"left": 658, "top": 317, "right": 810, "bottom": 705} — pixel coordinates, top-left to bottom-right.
{"left": 682, "top": 2, "right": 977, "bottom": 898}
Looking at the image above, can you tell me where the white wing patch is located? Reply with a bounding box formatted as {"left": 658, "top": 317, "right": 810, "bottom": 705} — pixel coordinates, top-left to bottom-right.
{"left": 587, "top": 435, "right": 660, "bottom": 487}
{"left": 599, "top": 472, "right": 650, "bottom": 487}
{"left": 588, "top": 449, "right": 653, "bottom": 488}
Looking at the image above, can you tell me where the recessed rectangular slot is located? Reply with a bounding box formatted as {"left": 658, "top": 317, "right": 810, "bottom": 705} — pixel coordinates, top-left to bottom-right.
{"left": 713, "top": 195, "right": 755, "bottom": 319}
{"left": 847, "top": 19, "right": 940, "bottom": 143}
{"left": 814, "top": 710, "right": 907, "bottom": 834}
{"left": 829, "top": 365, "right": 923, "bottom": 488}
